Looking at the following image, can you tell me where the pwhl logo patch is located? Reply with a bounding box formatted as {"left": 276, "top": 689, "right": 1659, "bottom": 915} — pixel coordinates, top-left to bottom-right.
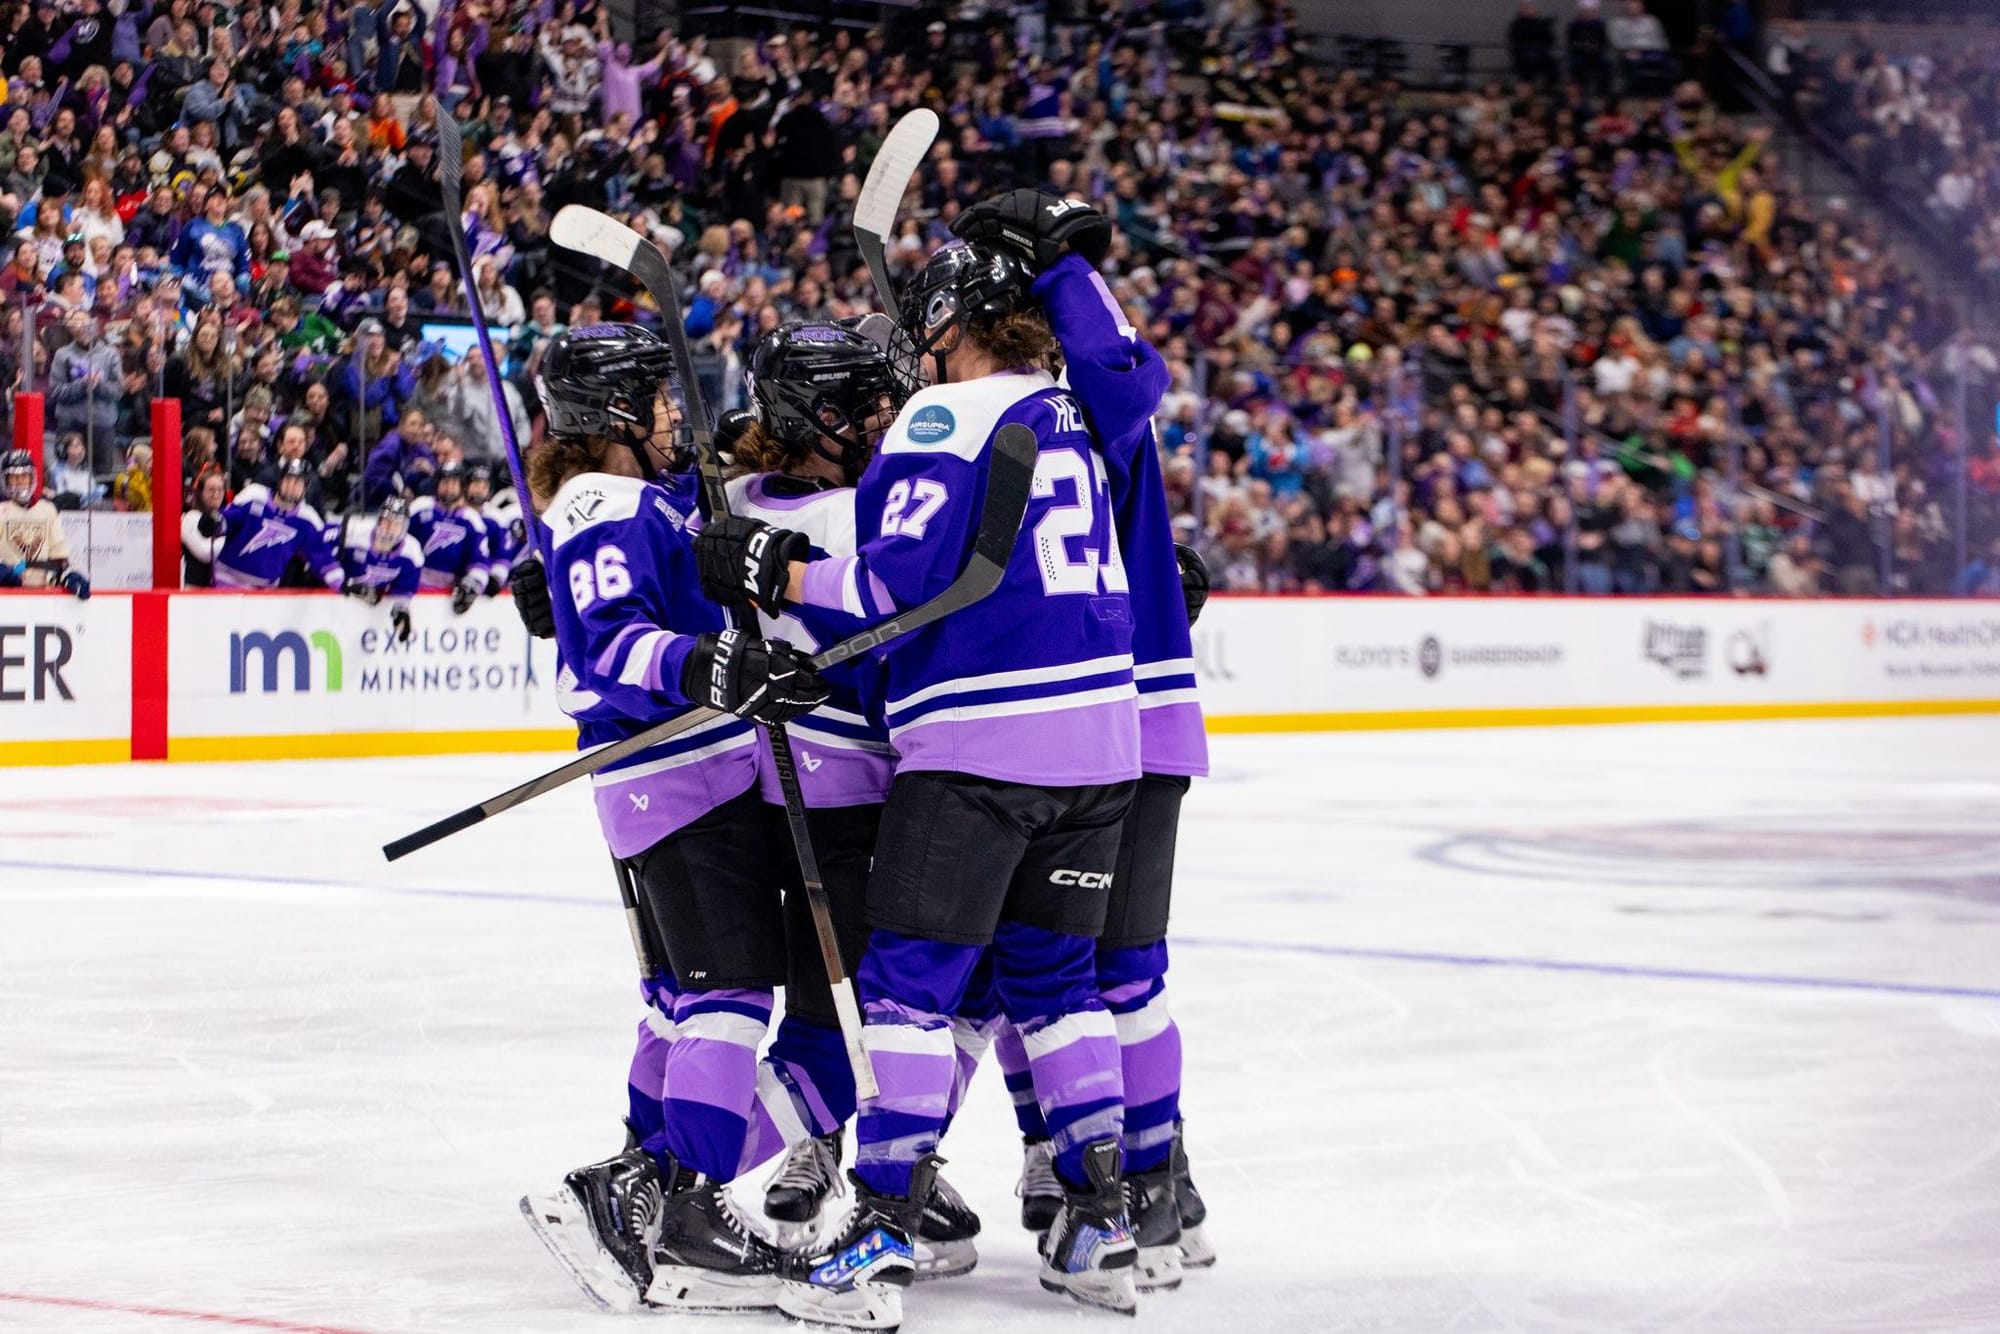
{"left": 230, "top": 631, "right": 344, "bottom": 693}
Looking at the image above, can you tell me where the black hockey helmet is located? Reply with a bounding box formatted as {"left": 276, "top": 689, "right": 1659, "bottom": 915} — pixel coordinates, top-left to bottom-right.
{"left": 890, "top": 239, "right": 1033, "bottom": 391}
{"left": 434, "top": 459, "right": 465, "bottom": 503}
{"left": 466, "top": 462, "right": 494, "bottom": 501}
{"left": 2, "top": 447, "right": 36, "bottom": 505}
{"left": 274, "top": 455, "right": 311, "bottom": 506}
{"left": 536, "top": 322, "right": 688, "bottom": 478}
{"left": 748, "top": 321, "right": 905, "bottom": 485}
{"left": 374, "top": 494, "right": 411, "bottom": 551}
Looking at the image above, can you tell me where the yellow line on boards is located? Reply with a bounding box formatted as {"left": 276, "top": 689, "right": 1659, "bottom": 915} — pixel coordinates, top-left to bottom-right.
{"left": 166, "top": 730, "right": 577, "bottom": 762}
{"left": 0, "top": 738, "right": 131, "bottom": 766}
{"left": 1202, "top": 698, "right": 2000, "bottom": 733}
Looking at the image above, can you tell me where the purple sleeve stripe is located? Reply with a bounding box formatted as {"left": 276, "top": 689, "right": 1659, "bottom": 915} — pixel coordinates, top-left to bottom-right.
{"left": 864, "top": 570, "right": 895, "bottom": 617}
{"left": 800, "top": 556, "right": 850, "bottom": 613}
{"left": 594, "top": 623, "right": 653, "bottom": 681}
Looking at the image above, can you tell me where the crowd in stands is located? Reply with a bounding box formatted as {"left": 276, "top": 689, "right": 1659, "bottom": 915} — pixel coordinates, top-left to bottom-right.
{"left": 0, "top": 0, "right": 1994, "bottom": 596}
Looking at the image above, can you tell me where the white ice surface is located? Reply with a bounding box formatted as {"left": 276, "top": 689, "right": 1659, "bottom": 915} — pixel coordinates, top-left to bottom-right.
{"left": 4, "top": 718, "right": 2000, "bottom": 1333}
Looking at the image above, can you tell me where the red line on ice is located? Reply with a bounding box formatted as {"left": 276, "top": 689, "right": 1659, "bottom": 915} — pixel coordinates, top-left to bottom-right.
{"left": 0, "top": 1292, "right": 380, "bottom": 1334}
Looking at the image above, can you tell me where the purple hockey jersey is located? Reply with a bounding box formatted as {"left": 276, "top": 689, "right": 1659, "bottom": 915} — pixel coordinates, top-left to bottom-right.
{"left": 726, "top": 471, "right": 893, "bottom": 809}
{"left": 337, "top": 520, "right": 424, "bottom": 599}
{"left": 544, "top": 470, "right": 757, "bottom": 856}
{"left": 1037, "top": 255, "right": 1207, "bottom": 777}
{"left": 799, "top": 370, "right": 1140, "bottom": 788}
{"left": 211, "top": 489, "right": 343, "bottom": 590}
{"left": 409, "top": 496, "right": 490, "bottom": 590}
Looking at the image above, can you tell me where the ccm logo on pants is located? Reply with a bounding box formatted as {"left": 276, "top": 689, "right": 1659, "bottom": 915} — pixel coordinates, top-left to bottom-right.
{"left": 1049, "top": 869, "right": 1114, "bottom": 889}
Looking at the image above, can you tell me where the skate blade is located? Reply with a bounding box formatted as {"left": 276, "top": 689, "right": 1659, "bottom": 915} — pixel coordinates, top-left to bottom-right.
{"left": 911, "top": 1236, "right": 977, "bottom": 1281}
{"left": 1134, "top": 1243, "right": 1183, "bottom": 1292}
{"left": 777, "top": 1279, "right": 903, "bottom": 1331}
{"left": 1039, "top": 1267, "right": 1139, "bottom": 1315}
{"left": 518, "top": 1190, "right": 641, "bottom": 1313}
{"left": 644, "top": 1265, "right": 780, "bottom": 1312}
{"left": 767, "top": 1215, "right": 825, "bottom": 1251}
{"left": 1178, "top": 1223, "right": 1217, "bottom": 1269}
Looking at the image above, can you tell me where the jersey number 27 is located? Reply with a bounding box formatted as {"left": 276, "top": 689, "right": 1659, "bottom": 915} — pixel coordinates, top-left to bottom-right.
{"left": 1031, "top": 447, "right": 1128, "bottom": 598}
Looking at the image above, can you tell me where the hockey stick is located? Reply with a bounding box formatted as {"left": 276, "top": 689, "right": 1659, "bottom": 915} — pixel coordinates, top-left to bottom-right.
{"left": 436, "top": 105, "right": 545, "bottom": 559}
{"left": 549, "top": 203, "right": 877, "bottom": 1093}
{"left": 852, "top": 109, "right": 939, "bottom": 323}
{"left": 383, "top": 421, "right": 1036, "bottom": 862}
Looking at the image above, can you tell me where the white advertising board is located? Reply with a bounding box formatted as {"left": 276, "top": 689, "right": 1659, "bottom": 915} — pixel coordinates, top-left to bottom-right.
{"left": 0, "top": 591, "right": 132, "bottom": 762}
{"left": 167, "top": 593, "right": 570, "bottom": 759}
{"left": 1191, "top": 598, "right": 2000, "bottom": 727}
{"left": 58, "top": 511, "right": 153, "bottom": 591}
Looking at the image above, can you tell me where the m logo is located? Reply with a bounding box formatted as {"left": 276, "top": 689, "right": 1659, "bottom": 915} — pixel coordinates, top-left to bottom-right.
{"left": 1049, "top": 869, "right": 1113, "bottom": 889}
{"left": 229, "top": 630, "right": 343, "bottom": 693}
{"left": 629, "top": 793, "right": 650, "bottom": 812}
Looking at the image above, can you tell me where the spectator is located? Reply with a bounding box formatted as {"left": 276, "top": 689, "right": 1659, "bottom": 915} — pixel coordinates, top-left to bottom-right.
{"left": 114, "top": 443, "right": 152, "bottom": 512}
{"left": 1607, "top": 0, "right": 1674, "bottom": 93}
{"left": 47, "top": 432, "right": 97, "bottom": 509}
{"left": 1508, "top": 3, "right": 1558, "bottom": 85}
{"left": 182, "top": 467, "right": 227, "bottom": 586}
{"left": 49, "top": 313, "right": 123, "bottom": 471}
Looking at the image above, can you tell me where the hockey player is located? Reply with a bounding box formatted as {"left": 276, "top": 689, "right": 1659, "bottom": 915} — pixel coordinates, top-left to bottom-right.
{"left": 337, "top": 496, "right": 421, "bottom": 644}
{"left": 954, "top": 189, "right": 1217, "bottom": 1288}
{"left": 464, "top": 463, "right": 517, "bottom": 594}
{"left": 696, "top": 240, "right": 1145, "bottom": 1324}
{"left": 408, "top": 460, "right": 489, "bottom": 613}
{"left": 201, "top": 457, "right": 344, "bottom": 590}
{"left": 0, "top": 450, "right": 90, "bottom": 595}
{"left": 721, "top": 322, "right": 983, "bottom": 1283}
{"left": 518, "top": 322, "right": 829, "bottom": 1315}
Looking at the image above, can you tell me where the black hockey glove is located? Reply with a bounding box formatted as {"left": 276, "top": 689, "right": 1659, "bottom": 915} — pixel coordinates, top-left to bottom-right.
{"left": 509, "top": 552, "right": 556, "bottom": 639}
{"left": 1175, "top": 543, "right": 1209, "bottom": 626}
{"left": 451, "top": 576, "right": 481, "bottom": 616}
{"left": 694, "top": 515, "right": 809, "bottom": 612}
{"left": 389, "top": 602, "right": 413, "bottom": 645}
{"left": 61, "top": 568, "right": 90, "bottom": 600}
{"left": 197, "top": 510, "right": 224, "bottom": 538}
{"left": 486, "top": 570, "right": 504, "bottom": 597}
{"left": 681, "top": 629, "right": 829, "bottom": 726}
{"left": 951, "top": 188, "right": 1113, "bottom": 274}
{"left": 345, "top": 580, "right": 385, "bottom": 606}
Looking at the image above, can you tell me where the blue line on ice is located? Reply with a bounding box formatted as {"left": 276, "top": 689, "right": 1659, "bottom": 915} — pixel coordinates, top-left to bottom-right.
{"left": 6, "top": 857, "right": 1997, "bottom": 1002}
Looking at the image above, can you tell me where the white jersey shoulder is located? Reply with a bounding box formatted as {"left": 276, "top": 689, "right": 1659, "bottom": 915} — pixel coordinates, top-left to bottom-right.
{"left": 880, "top": 370, "right": 1055, "bottom": 463}
{"left": 546, "top": 472, "right": 650, "bottom": 545}
{"left": 296, "top": 501, "right": 326, "bottom": 531}
{"left": 237, "top": 483, "right": 273, "bottom": 507}
{"left": 729, "top": 474, "right": 858, "bottom": 558}
{"left": 408, "top": 495, "right": 438, "bottom": 521}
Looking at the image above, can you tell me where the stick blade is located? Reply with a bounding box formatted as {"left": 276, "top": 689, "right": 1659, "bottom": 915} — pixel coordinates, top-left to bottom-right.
{"left": 550, "top": 205, "right": 645, "bottom": 270}
{"left": 978, "top": 423, "right": 1038, "bottom": 568}
{"left": 855, "top": 109, "right": 940, "bottom": 237}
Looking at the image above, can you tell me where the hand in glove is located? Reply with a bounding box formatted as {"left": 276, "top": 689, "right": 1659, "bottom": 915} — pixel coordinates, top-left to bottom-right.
{"left": 61, "top": 568, "right": 91, "bottom": 600}
{"left": 345, "top": 580, "right": 385, "bottom": 606}
{"left": 1175, "top": 543, "right": 1209, "bottom": 626}
{"left": 681, "top": 629, "right": 829, "bottom": 726}
{"left": 509, "top": 553, "right": 556, "bottom": 639}
{"left": 389, "top": 602, "right": 413, "bottom": 645}
{"left": 950, "top": 188, "right": 1113, "bottom": 274}
{"left": 451, "top": 576, "right": 482, "bottom": 615}
{"left": 693, "top": 515, "right": 808, "bottom": 611}
{"left": 197, "top": 510, "right": 224, "bottom": 538}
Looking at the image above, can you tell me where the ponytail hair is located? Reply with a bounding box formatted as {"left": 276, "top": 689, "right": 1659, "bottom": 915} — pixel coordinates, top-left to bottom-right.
{"left": 725, "top": 415, "right": 806, "bottom": 478}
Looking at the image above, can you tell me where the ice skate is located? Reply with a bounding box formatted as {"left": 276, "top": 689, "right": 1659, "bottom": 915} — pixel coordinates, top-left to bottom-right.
{"left": 520, "top": 1141, "right": 662, "bottom": 1312}
{"left": 1125, "top": 1159, "right": 1184, "bottom": 1292}
{"left": 775, "top": 1157, "right": 927, "bottom": 1331}
{"left": 1015, "top": 1136, "right": 1062, "bottom": 1236}
{"left": 912, "top": 1169, "right": 979, "bottom": 1280}
{"left": 1172, "top": 1124, "right": 1215, "bottom": 1270}
{"left": 1038, "top": 1140, "right": 1139, "bottom": 1315}
{"left": 643, "top": 1154, "right": 785, "bottom": 1312}
{"left": 765, "top": 1129, "right": 845, "bottom": 1249}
